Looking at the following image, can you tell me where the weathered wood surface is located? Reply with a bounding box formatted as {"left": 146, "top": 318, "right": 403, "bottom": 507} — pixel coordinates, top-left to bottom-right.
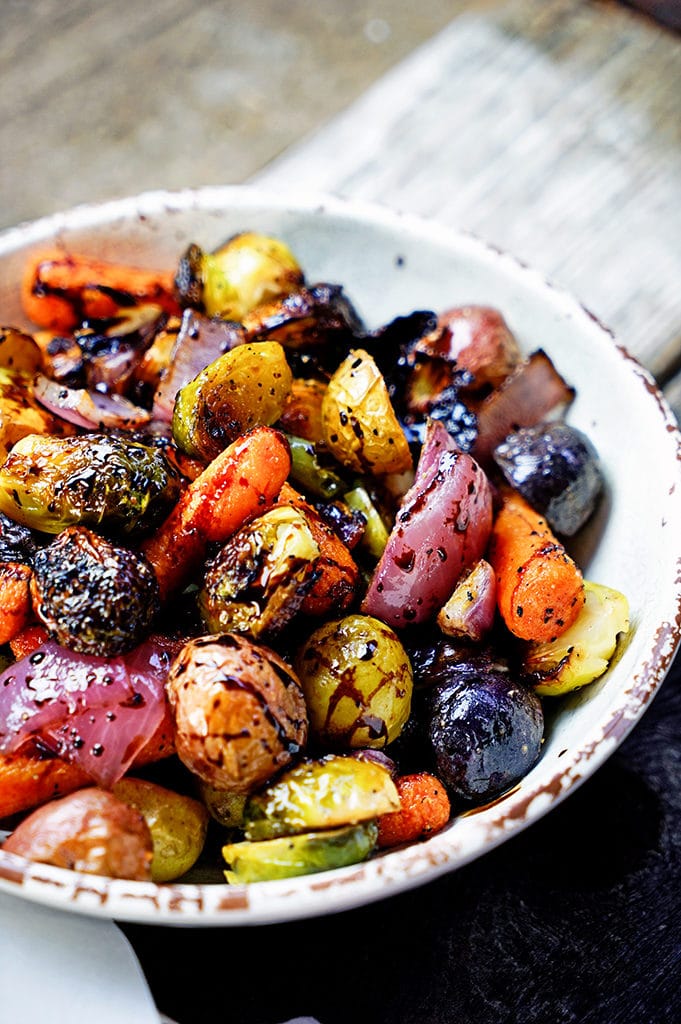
{"left": 255, "top": 0, "right": 681, "bottom": 400}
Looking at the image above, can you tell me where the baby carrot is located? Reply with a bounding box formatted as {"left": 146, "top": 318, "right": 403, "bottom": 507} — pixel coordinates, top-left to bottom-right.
{"left": 377, "top": 773, "right": 451, "bottom": 849}
{"left": 141, "top": 426, "right": 291, "bottom": 599}
{"left": 22, "top": 249, "right": 180, "bottom": 332}
{"left": 488, "top": 489, "right": 585, "bottom": 642}
{"left": 0, "top": 564, "right": 33, "bottom": 646}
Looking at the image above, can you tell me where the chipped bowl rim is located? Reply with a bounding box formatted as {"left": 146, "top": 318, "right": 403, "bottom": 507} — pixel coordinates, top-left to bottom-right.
{"left": 0, "top": 186, "right": 680, "bottom": 926}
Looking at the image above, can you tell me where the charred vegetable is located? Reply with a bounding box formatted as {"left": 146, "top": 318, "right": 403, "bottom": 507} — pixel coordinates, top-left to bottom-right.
{"left": 31, "top": 526, "right": 160, "bottom": 656}
{"left": 243, "top": 754, "right": 400, "bottom": 840}
{"left": 286, "top": 433, "right": 346, "bottom": 500}
{"left": 493, "top": 421, "right": 604, "bottom": 536}
{"left": 426, "top": 662, "right": 544, "bottom": 803}
{"left": 0, "top": 327, "right": 43, "bottom": 374}
{"left": 295, "top": 614, "right": 413, "bottom": 749}
{"left": 172, "top": 341, "right": 292, "bottom": 460}
{"left": 0, "top": 432, "right": 181, "bottom": 536}
{"left": 222, "top": 822, "right": 378, "bottom": 883}
{"left": 0, "top": 511, "right": 36, "bottom": 566}
{"left": 0, "top": 367, "right": 69, "bottom": 463}
{"left": 2, "top": 788, "right": 153, "bottom": 880}
{"left": 524, "top": 581, "right": 630, "bottom": 696}
{"left": 166, "top": 634, "right": 308, "bottom": 793}
{"left": 436, "top": 559, "right": 497, "bottom": 642}
{"left": 175, "top": 232, "right": 303, "bottom": 320}
{"left": 414, "top": 306, "right": 521, "bottom": 393}
{"left": 112, "top": 777, "right": 209, "bottom": 882}
{"left": 322, "top": 349, "right": 412, "bottom": 476}
{"left": 198, "top": 505, "right": 320, "bottom": 638}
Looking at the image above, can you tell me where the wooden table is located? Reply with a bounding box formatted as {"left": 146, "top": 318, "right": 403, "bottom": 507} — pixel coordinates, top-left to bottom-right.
{"left": 3, "top": 2, "right": 681, "bottom": 1022}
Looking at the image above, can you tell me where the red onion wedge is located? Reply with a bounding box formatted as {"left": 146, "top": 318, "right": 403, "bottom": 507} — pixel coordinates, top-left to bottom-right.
{"left": 0, "top": 639, "right": 174, "bottom": 787}
{"left": 34, "top": 373, "right": 151, "bottom": 430}
{"left": 362, "top": 420, "right": 493, "bottom": 628}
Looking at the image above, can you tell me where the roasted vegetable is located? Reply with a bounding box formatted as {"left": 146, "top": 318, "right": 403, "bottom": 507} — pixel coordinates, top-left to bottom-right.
{"left": 426, "top": 662, "right": 544, "bottom": 803}
{"left": 141, "top": 426, "right": 291, "bottom": 599}
{"left": 2, "top": 788, "right": 153, "bottom": 881}
{"left": 31, "top": 526, "right": 160, "bottom": 656}
{"left": 0, "top": 511, "right": 36, "bottom": 565}
{"left": 343, "top": 486, "right": 389, "bottom": 559}
{"left": 286, "top": 433, "right": 346, "bottom": 499}
{"left": 322, "top": 349, "right": 412, "bottom": 476}
{"left": 175, "top": 233, "right": 303, "bottom": 320}
{"left": 243, "top": 754, "right": 400, "bottom": 840}
{"left": 0, "top": 367, "right": 70, "bottom": 463}
{"left": 222, "top": 822, "right": 378, "bottom": 883}
{"left": 172, "top": 341, "right": 292, "bottom": 460}
{"left": 199, "top": 783, "right": 247, "bottom": 829}
{"left": 0, "top": 638, "right": 175, "bottom": 789}
{"left": 524, "top": 581, "right": 630, "bottom": 696}
{"left": 0, "top": 432, "right": 181, "bottom": 536}
{"left": 0, "top": 563, "right": 33, "bottom": 645}
{"left": 33, "top": 373, "right": 152, "bottom": 431}
{"left": 376, "top": 772, "right": 451, "bottom": 848}
{"left": 363, "top": 419, "right": 493, "bottom": 628}
{"left": 166, "top": 634, "right": 308, "bottom": 793}
{"left": 0, "top": 327, "right": 43, "bottom": 374}
{"left": 488, "top": 489, "right": 585, "bottom": 641}
{"left": 112, "top": 777, "right": 209, "bottom": 882}
{"left": 199, "top": 505, "right": 320, "bottom": 638}
{"left": 436, "top": 559, "right": 497, "bottom": 642}
{"left": 472, "top": 350, "right": 575, "bottom": 468}
{"left": 494, "top": 421, "right": 604, "bottom": 536}
{"left": 278, "top": 378, "right": 327, "bottom": 442}
{"left": 414, "top": 306, "right": 521, "bottom": 393}
{"left": 21, "top": 249, "right": 179, "bottom": 332}
{"left": 295, "top": 614, "right": 413, "bottom": 749}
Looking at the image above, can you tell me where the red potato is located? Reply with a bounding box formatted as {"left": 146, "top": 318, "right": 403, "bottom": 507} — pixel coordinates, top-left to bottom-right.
{"left": 362, "top": 420, "right": 493, "bottom": 628}
{"left": 417, "top": 305, "right": 522, "bottom": 391}
{"left": 3, "top": 788, "right": 153, "bottom": 881}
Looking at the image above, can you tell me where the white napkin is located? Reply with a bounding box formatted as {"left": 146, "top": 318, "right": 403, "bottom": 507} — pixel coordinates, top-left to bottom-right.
{"left": 0, "top": 891, "right": 161, "bottom": 1023}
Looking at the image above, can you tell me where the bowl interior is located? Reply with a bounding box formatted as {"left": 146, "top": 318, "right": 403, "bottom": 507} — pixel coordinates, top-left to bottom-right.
{"left": 1, "top": 187, "right": 680, "bottom": 924}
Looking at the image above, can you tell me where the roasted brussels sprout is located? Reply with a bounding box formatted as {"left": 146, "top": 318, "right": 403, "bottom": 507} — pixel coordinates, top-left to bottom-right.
{"left": 322, "top": 349, "right": 412, "bottom": 476}
{"left": 172, "top": 341, "right": 293, "bottom": 460}
{"left": 524, "top": 581, "right": 630, "bottom": 696}
{"left": 493, "top": 421, "right": 604, "bottom": 536}
{"left": 0, "top": 432, "right": 181, "bottom": 535}
{"left": 198, "top": 505, "right": 320, "bottom": 638}
{"left": 175, "top": 232, "right": 304, "bottom": 320}
{"left": 112, "top": 777, "right": 209, "bottom": 882}
{"left": 166, "top": 634, "right": 308, "bottom": 793}
{"left": 243, "top": 754, "right": 400, "bottom": 840}
{"left": 295, "top": 614, "right": 413, "bottom": 749}
{"left": 426, "top": 662, "right": 544, "bottom": 803}
{"left": 31, "top": 526, "right": 160, "bottom": 656}
{"left": 222, "top": 822, "right": 378, "bottom": 883}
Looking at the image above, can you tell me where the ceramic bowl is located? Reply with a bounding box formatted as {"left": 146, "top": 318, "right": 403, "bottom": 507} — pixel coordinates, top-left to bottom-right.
{"left": 0, "top": 187, "right": 679, "bottom": 924}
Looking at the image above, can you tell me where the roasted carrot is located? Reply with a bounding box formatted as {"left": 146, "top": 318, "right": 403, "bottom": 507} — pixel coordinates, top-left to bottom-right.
{"left": 141, "top": 426, "right": 291, "bottom": 600}
{"left": 488, "top": 489, "right": 585, "bottom": 642}
{"left": 0, "top": 563, "right": 34, "bottom": 646}
{"left": 9, "top": 625, "right": 49, "bottom": 660}
{"left": 277, "top": 482, "right": 359, "bottom": 616}
{"left": 21, "top": 249, "right": 180, "bottom": 332}
{"left": 377, "top": 773, "right": 451, "bottom": 849}
{"left": 0, "top": 709, "right": 175, "bottom": 819}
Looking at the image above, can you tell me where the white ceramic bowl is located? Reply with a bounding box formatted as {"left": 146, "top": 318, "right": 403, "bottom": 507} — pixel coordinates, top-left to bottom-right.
{"left": 0, "top": 187, "right": 680, "bottom": 925}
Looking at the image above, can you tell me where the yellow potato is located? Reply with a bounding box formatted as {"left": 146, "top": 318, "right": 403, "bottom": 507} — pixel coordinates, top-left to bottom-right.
{"left": 322, "top": 349, "right": 412, "bottom": 476}
{"left": 113, "top": 777, "right": 209, "bottom": 883}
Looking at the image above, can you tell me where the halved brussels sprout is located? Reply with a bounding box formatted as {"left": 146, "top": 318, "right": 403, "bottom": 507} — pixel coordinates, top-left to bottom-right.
{"left": 222, "top": 822, "right": 378, "bottom": 883}
{"left": 198, "top": 505, "right": 320, "bottom": 638}
{"left": 243, "top": 754, "right": 400, "bottom": 841}
{"left": 322, "top": 349, "right": 412, "bottom": 476}
{"left": 175, "top": 232, "right": 304, "bottom": 320}
{"left": 172, "top": 341, "right": 293, "bottom": 460}
{"left": 0, "top": 432, "right": 181, "bottom": 535}
{"left": 113, "top": 777, "right": 209, "bottom": 883}
{"left": 295, "top": 614, "right": 413, "bottom": 749}
{"left": 524, "top": 581, "right": 630, "bottom": 696}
